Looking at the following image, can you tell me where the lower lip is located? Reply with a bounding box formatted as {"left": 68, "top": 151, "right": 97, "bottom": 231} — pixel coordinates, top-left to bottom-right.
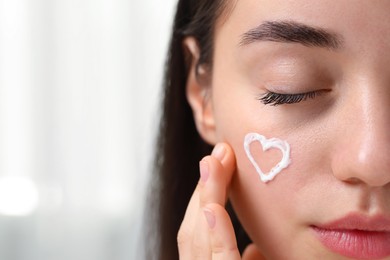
{"left": 312, "top": 226, "right": 390, "bottom": 259}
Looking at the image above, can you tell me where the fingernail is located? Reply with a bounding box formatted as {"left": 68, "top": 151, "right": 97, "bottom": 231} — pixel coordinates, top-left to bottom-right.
{"left": 199, "top": 160, "right": 209, "bottom": 183}
{"left": 212, "top": 143, "right": 226, "bottom": 161}
{"left": 203, "top": 208, "right": 216, "bottom": 229}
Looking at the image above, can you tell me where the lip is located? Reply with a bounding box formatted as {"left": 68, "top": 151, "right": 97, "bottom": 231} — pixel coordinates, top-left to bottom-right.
{"left": 312, "top": 213, "right": 390, "bottom": 259}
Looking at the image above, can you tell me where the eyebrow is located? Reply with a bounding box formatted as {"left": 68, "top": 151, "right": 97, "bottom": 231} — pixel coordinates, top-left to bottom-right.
{"left": 239, "top": 20, "right": 343, "bottom": 50}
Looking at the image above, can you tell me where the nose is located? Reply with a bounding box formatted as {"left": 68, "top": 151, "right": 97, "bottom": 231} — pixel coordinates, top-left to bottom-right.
{"left": 331, "top": 81, "right": 390, "bottom": 187}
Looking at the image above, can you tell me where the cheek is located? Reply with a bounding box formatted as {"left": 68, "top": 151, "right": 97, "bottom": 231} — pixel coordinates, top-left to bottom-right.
{"left": 210, "top": 76, "right": 334, "bottom": 240}
{"left": 227, "top": 137, "right": 302, "bottom": 253}
{"left": 226, "top": 128, "right": 330, "bottom": 249}
{"left": 228, "top": 135, "right": 299, "bottom": 254}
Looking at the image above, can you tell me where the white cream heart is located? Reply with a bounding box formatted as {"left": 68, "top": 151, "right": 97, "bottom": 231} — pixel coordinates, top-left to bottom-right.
{"left": 244, "top": 133, "right": 291, "bottom": 183}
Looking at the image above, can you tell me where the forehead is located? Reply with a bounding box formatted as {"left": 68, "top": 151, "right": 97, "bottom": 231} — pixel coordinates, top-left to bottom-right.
{"left": 215, "top": 0, "right": 390, "bottom": 53}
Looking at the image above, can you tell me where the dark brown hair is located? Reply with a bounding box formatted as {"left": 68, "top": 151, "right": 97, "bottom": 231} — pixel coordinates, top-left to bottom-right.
{"left": 148, "top": 1, "right": 251, "bottom": 259}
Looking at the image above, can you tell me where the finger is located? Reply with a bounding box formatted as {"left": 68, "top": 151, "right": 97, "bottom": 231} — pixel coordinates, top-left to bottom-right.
{"left": 200, "top": 143, "right": 236, "bottom": 207}
{"left": 242, "top": 244, "right": 266, "bottom": 260}
{"left": 178, "top": 142, "right": 237, "bottom": 259}
{"left": 178, "top": 185, "right": 201, "bottom": 259}
{"left": 178, "top": 154, "right": 217, "bottom": 258}
{"left": 190, "top": 205, "right": 211, "bottom": 259}
{"left": 212, "top": 142, "right": 236, "bottom": 177}
{"left": 203, "top": 203, "right": 241, "bottom": 260}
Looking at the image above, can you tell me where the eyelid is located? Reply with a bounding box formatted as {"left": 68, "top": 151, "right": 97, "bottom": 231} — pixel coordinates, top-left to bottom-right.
{"left": 258, "top": 90, "right": 323, "bottom": 106}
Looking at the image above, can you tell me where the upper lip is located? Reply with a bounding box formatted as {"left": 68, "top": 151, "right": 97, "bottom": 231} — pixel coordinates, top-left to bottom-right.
{"left": 315, "top": 213, "right": 390, "bottom": 232}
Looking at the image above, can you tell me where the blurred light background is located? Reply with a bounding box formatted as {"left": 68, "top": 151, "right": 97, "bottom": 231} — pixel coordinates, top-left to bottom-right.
{"left": 0, "top": 0, "right": 176, "bottom": 259}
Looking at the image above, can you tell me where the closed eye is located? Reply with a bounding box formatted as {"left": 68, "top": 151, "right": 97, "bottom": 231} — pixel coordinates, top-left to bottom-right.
{"left": 258, "top": 91, "right": 323, "bottom": 106}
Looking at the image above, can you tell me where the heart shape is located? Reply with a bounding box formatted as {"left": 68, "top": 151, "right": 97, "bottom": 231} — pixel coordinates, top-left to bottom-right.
{"left": 244, "top": 133, "right": 291, "bottom": 183}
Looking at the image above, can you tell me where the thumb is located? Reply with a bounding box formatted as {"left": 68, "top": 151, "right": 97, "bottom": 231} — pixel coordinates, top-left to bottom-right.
{"left": 242, "top": 244, "right": 266, "bottom": 260}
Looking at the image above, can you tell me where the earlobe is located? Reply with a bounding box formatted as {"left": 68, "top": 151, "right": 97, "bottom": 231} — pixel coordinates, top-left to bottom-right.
{"left": 183, "top": 37, "right": 217, "bottom": 145}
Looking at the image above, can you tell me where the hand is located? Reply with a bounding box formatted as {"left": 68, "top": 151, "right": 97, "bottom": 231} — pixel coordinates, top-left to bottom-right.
{"left": 177, "top": 143, "right": 265, "bottom": 259}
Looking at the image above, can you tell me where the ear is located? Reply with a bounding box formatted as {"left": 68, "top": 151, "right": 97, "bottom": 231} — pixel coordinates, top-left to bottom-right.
{"left": 183, "top": 37, "right": 217, "bottom": 145}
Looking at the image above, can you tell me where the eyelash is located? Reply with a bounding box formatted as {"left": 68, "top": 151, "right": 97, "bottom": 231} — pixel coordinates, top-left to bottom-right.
{"left": 258, "top": 91, "right": 320, "bottom": 106}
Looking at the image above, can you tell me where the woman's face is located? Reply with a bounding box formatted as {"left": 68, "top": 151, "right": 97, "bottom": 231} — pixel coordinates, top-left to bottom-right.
{"left": 209, "top": 0, "right": 390, "bottom": 259}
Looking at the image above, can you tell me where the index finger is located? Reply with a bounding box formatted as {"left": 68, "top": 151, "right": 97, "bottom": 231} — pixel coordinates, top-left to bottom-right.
{"left": 199, "top": 142, "right": 237, "bottom": 208}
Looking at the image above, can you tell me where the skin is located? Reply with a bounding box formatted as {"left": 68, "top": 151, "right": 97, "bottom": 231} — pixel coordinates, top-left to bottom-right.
{"left": 180, "top": 0, "right": 390, "bottom": 259}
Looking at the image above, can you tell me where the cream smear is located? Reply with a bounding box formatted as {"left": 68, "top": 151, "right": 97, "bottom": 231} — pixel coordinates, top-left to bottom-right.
{"left": 244, "top": 133, "right": 291, "bottom": 183}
